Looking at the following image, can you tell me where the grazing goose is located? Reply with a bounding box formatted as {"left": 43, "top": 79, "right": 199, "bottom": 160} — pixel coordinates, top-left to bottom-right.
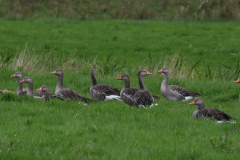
{"left": 90, "top": 69, "right": 121, "bottom": 101}
{"left": 37, "top": 85, "right": 66, "bottom": 103}
{"left": 51, "top": 69, "right": 95, "bottom": 103}
{"left": 234, "top": 78, "right": 240, "bottom": 103}
{"left": 11, "top": 72, "right": 27, "bottom": 96}
{"left": 158, "top": 67, "right": 200, "bottom": 101}
{"left": 117, "top": 74, "right": 140, "bottom": 106}
{"left": 189, "top": 98, "right": 236, "bottom": 123}
{"left": 133, "top": 70, "right": 156, "bottom": 108}
{"left": 20, "top": 76, "right": 45, "bottom": 98}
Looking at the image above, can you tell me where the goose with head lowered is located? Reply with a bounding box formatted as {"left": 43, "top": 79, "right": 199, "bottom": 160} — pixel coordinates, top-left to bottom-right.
{"left": 189, "top": 98, "right": 236, "bottom": 123}
{"left": 90, "top": 69, "right": 121, "bottom": 101}
{"left": 20, "top": 76, "right": 46, "bottom": 98}
{"left": 51, "top": 69, "right": 95, "bottom": 103}
{"left": 133, "top": 70, "right": 157, "bottom": 108}
{"left": 234, "top": 78, "right": 240, "bottom": 103}
{"left": 37, "top": 85, "right": 66, "bottom": 103}
{"left": 158, "top": 67, "right": 200, "bottom": 101}
{"left": 11, "top": 72, "right": 27, "bottom": 96}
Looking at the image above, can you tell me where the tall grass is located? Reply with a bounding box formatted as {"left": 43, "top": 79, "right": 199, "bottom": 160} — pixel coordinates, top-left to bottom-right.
{"left": 2, "top": 44, "right": 240, "bottom": 81}
{"left": 1, "top": 0, "right": 240, "bottom": 20}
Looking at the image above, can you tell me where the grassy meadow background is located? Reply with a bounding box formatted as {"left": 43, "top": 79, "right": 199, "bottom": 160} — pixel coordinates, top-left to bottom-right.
{"left": 1, "top": 3, "right": 240, "bottom": 159}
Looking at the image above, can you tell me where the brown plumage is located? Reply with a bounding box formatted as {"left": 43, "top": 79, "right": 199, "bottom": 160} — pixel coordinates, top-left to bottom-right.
{"left": 37, "top": 85, "right": 66, "bottom": 103}
{"left": 117, "top": 74, "right": 139, "bottom": 106}
{"left": 20, "top": 76, "right": 46, "bottom": 98}
{"left": 11, "top": 72, "right": 27, "bottom": 96}
{"left": 158, "top": 67, "right": 200, "bottom": 101}
{"left": 133, "top": 70, "right": 156, "bottom": 108}
{"left": 90, "top": 69, "right": 121, "bottom": 101}
{"left": 189, "top": 98, "right": 236, "bottom": 122}
{"left": 51, "top": 69, "right": 95, "bottom": 103}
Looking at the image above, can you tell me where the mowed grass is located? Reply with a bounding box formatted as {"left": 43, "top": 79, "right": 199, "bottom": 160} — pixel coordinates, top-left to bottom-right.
{"left": 1, "top": 18, "right": 240, "bottom": 69}
{"left": 1, "top": 19, "right": 240, "bottom": 159}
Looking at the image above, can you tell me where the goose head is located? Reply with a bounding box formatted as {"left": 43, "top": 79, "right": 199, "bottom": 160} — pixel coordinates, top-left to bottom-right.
{"left": 11, "top": 72, "right": 23, "bottom": 78}
{"left": 189, "top": 98, "right": 204, "bottom": 105}
{"left": 51, "top": 69, "right": 63, "bottom": 76}
{"left": 117, "top": 74, "right": 129, "bottom": 81}
{"left": 139, "top": 70, "right": 152, "bottom": 77}
{"left": 37, "top": 85, "right": 49, "bottom": 93}
{"left": 158, "top": 67, "right": 169, "bottom": 74}
{"left": 234, "top": 78, "right": 240, "bottom": 83}
{"left": 20, "top": 76, "right": 33, "bottom": 83}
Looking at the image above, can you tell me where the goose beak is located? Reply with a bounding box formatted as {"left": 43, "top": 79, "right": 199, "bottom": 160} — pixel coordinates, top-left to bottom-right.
{"left": 11, "top": 74, "right": 16, "bottom": 77}
{"left": 20, "top": 79, "right": 25, "bottom": 83}
{"left": 37, "top": 88, "right": 42, "bottom": 91}
{"left": 51, "top": 71, "right": 56, "bottom": 74}
{"left": 189, "top": 101, "right": 195, "bottom": 105}
{"left": 158, "top": 69, "right": 163, "bottom": 73}
{"left": 117, "top": 77, "right": 122, "bottom": 80}
{"left": 234, "top": 79, "right": 240, "bottom": 83}
{"left": 147, "top": 72, "right": 152, "bottom": 75}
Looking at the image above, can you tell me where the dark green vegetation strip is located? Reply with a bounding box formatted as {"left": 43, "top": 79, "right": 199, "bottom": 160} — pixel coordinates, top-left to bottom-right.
{"left": 1, "top": 19, "right": 240, "bottom": 159}
{"left": 1, "top": 0, "right": 240, "bottom": 20}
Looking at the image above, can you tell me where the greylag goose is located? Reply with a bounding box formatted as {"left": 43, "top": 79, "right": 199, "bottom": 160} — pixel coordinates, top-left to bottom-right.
{"left": 51, "top": 69, "right": 95, "bottom": 103}
{"left": 20, "top": 76, "right": 45, "bottom": 98}
{"left": 234, "top": 78, "right": 240, "bottom": 103}
{"left": 133, "top": 70, "right": 156, "bottom": 108}
{"left": 11, "top": 72, "right": 27, "bottom": 96}
{"left": 158, "top": 67, "right": 200, "bottom": 101}
{"left": 90, "top": 69, "right": 121, "bottom": 101}
{"left": 37, "top": 85, "right": 66, "bottom": 103}
{"left": 117, "top": 74, "right": 140, "bottom": 106}
{"left": 189, "top": 98, "right": 236, "bottom": 123}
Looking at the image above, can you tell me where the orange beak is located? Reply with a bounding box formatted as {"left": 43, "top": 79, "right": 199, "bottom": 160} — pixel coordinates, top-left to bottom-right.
{"left": 11, "top": 74, "right": 16, "bottom": 77}
{"left": 147, "top": 72, "right": 152, "bottom": 75}
{"left": 158, "top": 69, "right": 163, "bottom": 73}
{"left": 51, "top": 71, "right": 56, "bottom": 74}
{"left": 20, "top": 79, "right": 25, "bottom": 83}
{"left": 117, "top": 77, "right": 122, "bottom": 80}
{"left": 234, "top": 79, "right": 240, "bottom": 83}
{"left": 189, "top": 101, "right": 195, "bottom": 105}
{"left": 37, "top": 88, "right": 42, "bottom": 91}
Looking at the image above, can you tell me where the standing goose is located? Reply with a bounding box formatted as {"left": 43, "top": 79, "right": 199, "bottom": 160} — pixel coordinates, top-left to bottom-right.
{"left": 37, "top": 85, "right": 66, "bottom": 103}
{"left": 11, "top": 72, "right": 27, "bottom": 96}
{"left": 90, "top": 69, "right": 121, "bottom": 101}
{"left": 133, "top": 70, "right": 156, "bottom": 108}
{"left": 117, "top": 74, "right": 140, "bottom": 106}
{"left": 158, "top": 67, "right": 200, "bottom": 101}
{"left": 234, "top": 78, "right": 240, "bottom": 103}
{"left": 20, "top": 76, "right": 45, "bottom": 98}
{"left": 51, "top": 69, "right": 95, "bottom": 103}
{"left": 189, "top": 98, "right": 236, "bottom": 123}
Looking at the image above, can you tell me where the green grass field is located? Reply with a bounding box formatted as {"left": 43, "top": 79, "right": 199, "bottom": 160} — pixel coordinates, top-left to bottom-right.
{"left": 1, "top": 19, "right": 240, "bottom": 159}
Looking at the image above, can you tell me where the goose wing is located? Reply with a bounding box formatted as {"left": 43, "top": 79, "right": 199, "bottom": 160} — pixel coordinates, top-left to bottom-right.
{"left": 60, "top": 88, "right": 95, "bottom": 103}
{"left": 169, "top": 85, "right": 200, "bottom": 97}
{"left": 202, "top": 108, "right": 236, "bottom": 121}
{"left": 92, "top": 84, "right": 120, "bottom": 96}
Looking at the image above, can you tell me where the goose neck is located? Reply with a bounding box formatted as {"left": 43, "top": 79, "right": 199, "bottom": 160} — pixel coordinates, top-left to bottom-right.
{"left": 91, "top": 72, "right": 97, "bottom": 86}
{"left": 27, "top": 82, "right": 33, "bottom": 95}
{"left": 198, "top": 103, "right": 205, "bottom": 110}
{"left": 162, "top": 72, "right": 169, "bottom": 86}
{"left": 56, "top": 74, "right": 63, "bottom": 93}
{"left": 17, "top": 76, "right": 23, "bottom": 93}
{"left": 124, "top": 78, "right": 131, "bottom": 88}
{"left": 138, "top": 74, "right": 146, "bottom": 90}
